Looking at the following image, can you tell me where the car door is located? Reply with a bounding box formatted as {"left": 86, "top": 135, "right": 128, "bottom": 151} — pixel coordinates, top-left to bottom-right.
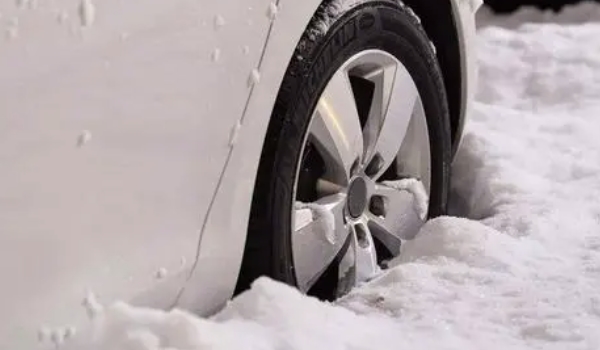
{"left": 0, "top": 0, "right": 273, "bottom": 348}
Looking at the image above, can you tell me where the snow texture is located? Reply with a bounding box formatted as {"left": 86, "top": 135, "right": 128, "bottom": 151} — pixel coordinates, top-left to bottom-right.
{"left": 211, "top": 48, "right": 221, "bottom": 63}
{"left": 82, "top": 292, "right": 104, "bottom": 320}
{"left": 302, "top": 0, "right": 417, "bottom": 45}
{"left": 76, "top": 130, "right": 92, "bottom": 148}
{"left": 80, "top": 3, "right": 600, "bottom": 350}
{"left": 56, "top": 11, "right": 69, "bottom": 25}
{"left": 228, "top": 120, "right": 242, "bottom": 147}
{"left": 248, "top": 68, "right": 261, "bottom": 87}
{"left": 213, "top": 15, "right": 225, "bottom": 30}
{"left": 155, "top": 268, "right": 168, "bottom": 280}
{"left": 381, "top": 178, "right": 429, "bottom": 219}
{"left": 78, "top": 0, "right": 96, "bottom": 27}
{"left": 5, "top": 17, "right": 19, "bottom": 40}
{"left": 294, "top": 201, "right": 337, "bottom": 244}
{"left": 302, "top": 0, "right": 366, "bottom": 44}
{"left": 266, "top": 2, "right": 278, "bottom": 21}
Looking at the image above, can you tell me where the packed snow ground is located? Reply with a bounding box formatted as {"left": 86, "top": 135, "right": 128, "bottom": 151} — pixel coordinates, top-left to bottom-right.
{"left": 85, "top": 4, "right": 600, "bottom": 350}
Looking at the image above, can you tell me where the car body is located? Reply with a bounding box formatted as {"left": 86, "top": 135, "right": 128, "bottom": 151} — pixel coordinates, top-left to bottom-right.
{"left": 0, "top": 0, "right": 481, "bottom": 348}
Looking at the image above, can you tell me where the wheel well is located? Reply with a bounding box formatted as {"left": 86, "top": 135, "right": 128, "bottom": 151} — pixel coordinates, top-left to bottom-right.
{"left": 401, "top": 0, "right": 463, "bottom": 149}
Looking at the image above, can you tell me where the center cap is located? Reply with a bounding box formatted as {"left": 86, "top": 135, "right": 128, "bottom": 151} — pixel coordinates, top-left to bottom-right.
{"left": 347, "top": 177, "right": 368, "bottom": 218}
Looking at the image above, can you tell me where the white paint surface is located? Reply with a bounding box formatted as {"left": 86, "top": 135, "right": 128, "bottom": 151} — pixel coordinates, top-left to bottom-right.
{"left": 0, "top": 0, "right": 274, "bottom": 349}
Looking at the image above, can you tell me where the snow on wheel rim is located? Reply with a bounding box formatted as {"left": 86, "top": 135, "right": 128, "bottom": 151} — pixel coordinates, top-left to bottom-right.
{"left": 291, "top": 49, "right": 431, "bottom": 295}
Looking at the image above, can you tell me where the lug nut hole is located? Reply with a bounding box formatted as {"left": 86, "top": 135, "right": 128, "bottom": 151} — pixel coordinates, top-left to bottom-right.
{"left": 354, "top": 225, "right": 369, "bottom": 249}
{"left": 369, "top": 195, "right": 386, "bottom": 217}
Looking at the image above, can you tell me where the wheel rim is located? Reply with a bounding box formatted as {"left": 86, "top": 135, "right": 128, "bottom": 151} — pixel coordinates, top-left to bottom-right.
{"left": 291, "top": 49, "right": 431, "bottom": 297}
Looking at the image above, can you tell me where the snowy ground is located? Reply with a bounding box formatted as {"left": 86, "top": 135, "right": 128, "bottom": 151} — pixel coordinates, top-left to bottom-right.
{"left": 85, "top": 4, "right": 600, "bottom": 350}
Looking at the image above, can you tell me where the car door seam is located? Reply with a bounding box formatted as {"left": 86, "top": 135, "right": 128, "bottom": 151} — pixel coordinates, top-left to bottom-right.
{"left": 172, "top": 0, "right": 282, "bottom": 307}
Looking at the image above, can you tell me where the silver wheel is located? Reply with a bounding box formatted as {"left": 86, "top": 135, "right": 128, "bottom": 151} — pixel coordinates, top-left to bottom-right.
{"left": 292, "top": 50, "right": 431, "bottom": 295}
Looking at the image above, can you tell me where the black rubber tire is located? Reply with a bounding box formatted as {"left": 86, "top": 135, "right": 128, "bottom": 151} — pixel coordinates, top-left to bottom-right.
{"left": 236, "top": 0, "right": 451, "bottom": 295}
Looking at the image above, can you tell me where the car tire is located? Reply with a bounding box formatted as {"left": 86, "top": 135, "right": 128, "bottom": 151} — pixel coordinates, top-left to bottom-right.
{"left": 236, "top": 0, "right": 451, "bottom": 299}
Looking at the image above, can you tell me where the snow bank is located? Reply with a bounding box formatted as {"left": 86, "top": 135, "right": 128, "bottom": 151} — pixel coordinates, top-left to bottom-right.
{"left": 79, "top": 4, "right": 600, "bottom": 350}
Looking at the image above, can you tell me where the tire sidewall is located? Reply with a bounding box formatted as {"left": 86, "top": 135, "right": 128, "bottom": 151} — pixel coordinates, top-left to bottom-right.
{"left": 246, "top": 1, "right": 451, "bottom": 288}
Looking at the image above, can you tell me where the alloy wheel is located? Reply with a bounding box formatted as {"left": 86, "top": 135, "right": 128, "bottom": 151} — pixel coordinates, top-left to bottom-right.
{"left": 291, "top": 50, "right": 431, "bottom": 297}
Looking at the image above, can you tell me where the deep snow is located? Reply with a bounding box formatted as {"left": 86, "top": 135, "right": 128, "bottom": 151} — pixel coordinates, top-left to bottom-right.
{"left": 77, "top": 4, "right": 600, "bottom": 350}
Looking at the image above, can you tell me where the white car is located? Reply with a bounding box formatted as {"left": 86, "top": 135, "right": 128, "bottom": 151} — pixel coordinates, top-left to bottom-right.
{"left": 0, "top": 0, "right": 480, "bottom": 348}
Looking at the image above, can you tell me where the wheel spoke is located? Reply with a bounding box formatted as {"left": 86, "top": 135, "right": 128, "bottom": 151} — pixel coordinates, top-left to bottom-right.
{"left": 364, "top": 64, "right": 419, "bottom": 179}
{"left": 366, "top": 181, "right": 428, "bottom": 254}
{"left": 310, "top": 69, "right": 364, "bottom": 184}
{"left": 361, "top": 64, "right": 397, "bottom": 160}
{"left": 292, "top": 49, "right": 432, "bottom": 298}
{"left": 293, "top": 194, "right": 349, "bottom": 292}
{"left": 338, "top": 222, "right": 380, "bottom": 295}
{"left": 352, "top": 223, "right": 380, "bottom": 282}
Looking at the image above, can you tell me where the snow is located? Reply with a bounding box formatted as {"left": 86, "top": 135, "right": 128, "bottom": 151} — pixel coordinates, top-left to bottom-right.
{"left": 405, "top": 6, "right": 422, "bottom": 24}
{"left": 77, "top": 0, "right": 96, "bottom": 28}
{"left": 155, "top": 268, "right": 168, "bottom": 280}
{"left": 266, "top": 2, "right": 278, "bottom": 21}
{"left": 228, "top": 120, "right": 242, "bottom": 147}
{"left": 248, "top": 68, "right": 261, "bottom": 87}
{"left": 295, "top": 200, "right": 338, "bottom": 244}
{"left": 64, "top": 326, "right": 77, "bottom": 340}
{"left": 82, "top": 292, "right": 104, "bottom": 320}
{"left": 303, "top": 0, "right": 365, "bottom": 42}
{"left": 5, "top": 17, "right": 19, "bottom": 40}
{"left": 15, "top": 0, "right": 27, "bottom": 10}
{"left": 211, "top": 48, "right": 221, "bottom": 63}
{"left": 213, "top": 15, "right": 226, "bottom": 29}
{"left": 76, "top": 130, "right": 92, "bottom": 148}
{"left": 304, "top": 0, "right": 421, "bottom": 42}
{"left": 39, "top": 324, "right": 77, "bottom": 347}
{"left": 77, "top": 3, "right": 600, "bottom": 350}
{"left": 5, "top": 24, "right": 18, "bottom": 40}
{"left": 381, "top": 178, "right": 429, "bottom": 220}
{"left": 56, "top": 10, "right": 69, "bottom": 25}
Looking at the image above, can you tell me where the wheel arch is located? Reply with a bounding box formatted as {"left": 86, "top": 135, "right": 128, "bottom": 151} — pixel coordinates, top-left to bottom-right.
{"left": 401, "top": 0, "right": 464, "bottom": 154}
